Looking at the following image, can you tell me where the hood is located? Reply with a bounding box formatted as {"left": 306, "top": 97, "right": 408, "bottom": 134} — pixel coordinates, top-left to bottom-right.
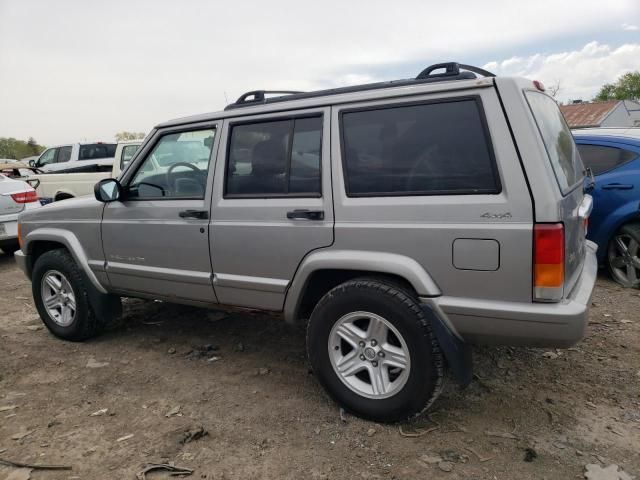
{"left": 19, "top": 195, "right": 104, "bottom": 223}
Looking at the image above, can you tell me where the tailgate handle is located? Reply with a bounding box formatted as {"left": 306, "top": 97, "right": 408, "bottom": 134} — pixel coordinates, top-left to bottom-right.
{"left": 179, "top": 209, "right": 209, "bottom": 220}
{"left": 286, "top": 209, "right": 324, "bottom": 221}
{"left": 602, "top": 183, "right": 633, "bottom": 190}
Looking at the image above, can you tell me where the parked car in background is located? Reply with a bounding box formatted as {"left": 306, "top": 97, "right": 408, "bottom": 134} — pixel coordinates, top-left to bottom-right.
{"left": 0, "top": 174, "right": 40, "bottom": 254}
{"left": 27, "top": 140, "right": 141, "bottom": 203}
{"left": 16, "top": 63, "right": 597, "bottom": 421}
{"left": 573, "top": 128, "right": 640, "bottom": 287}
{"left": 0, "top": 160, "right": 42, "bottom": 179}
{"left": 29, "top": 142, "right": 117, "bottom": 173}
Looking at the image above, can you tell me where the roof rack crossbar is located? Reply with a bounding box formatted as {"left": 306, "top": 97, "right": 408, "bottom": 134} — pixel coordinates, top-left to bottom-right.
{"left": 224, "top": 62, "right": 495, "bottom": 110}
{"left": 416, "top": 62, "right": 495, "bottom": 80}
{"left": 231, "top": 90, "right": 304, "bottom": 107}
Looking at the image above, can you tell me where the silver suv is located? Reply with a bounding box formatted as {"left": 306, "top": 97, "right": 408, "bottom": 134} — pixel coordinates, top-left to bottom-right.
{"left": 16, "top": 63, "right": 597, "bottom": 422}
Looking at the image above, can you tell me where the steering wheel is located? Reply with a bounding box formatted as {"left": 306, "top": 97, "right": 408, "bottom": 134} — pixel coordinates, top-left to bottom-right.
{"left": 166, "top": 162, "right": 205, "bottom": 193}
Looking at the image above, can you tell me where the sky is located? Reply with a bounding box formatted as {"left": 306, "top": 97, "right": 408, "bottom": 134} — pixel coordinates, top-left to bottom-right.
{"left": 0, "top": 0, "right": 639, "bottom": 146}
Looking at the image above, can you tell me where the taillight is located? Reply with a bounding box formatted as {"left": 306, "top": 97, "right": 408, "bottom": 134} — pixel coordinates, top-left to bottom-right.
{"left": 534, "top": 223, "right": 564, "bottom": 302}
{"left": 10, "top": 190, "right": 38, "bottom": 204}
{"left": 17, "top": 222, "right": 23, "bottom": 251}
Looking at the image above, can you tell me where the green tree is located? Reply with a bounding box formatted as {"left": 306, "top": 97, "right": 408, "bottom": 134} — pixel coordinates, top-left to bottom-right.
{"left": 594, "top": 71, "right": 640, "bottom": 101}
{"left": 0, "top": 137, "right": 45, "bottom": 160}
{"left": 115, "top": 131, "right": 146, "bottom": 141}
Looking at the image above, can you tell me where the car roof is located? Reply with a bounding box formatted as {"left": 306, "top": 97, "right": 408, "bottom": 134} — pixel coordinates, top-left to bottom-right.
{"left": 572, "top": 127, "right": 640, "bottom": 139}
{"left": 573, "top": 132, "right": 640, "bottom": 147}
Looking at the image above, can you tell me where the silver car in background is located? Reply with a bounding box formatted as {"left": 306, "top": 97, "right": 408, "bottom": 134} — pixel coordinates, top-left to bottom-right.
{"left": 0, "top": 174, "right": 40, "bottom": 254}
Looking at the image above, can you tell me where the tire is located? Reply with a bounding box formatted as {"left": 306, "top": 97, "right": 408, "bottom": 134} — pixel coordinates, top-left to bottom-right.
{"left": 32, "top": 249, "right": 104, "bottom": 341}
{"left": 307, "top": 278, "right": 444, "bottom": 422}
{"left": 0, "top": 242, "right": 20, "bottom": 255}
{"left": 606, "top": 223, "right": 640, "bottom": 288}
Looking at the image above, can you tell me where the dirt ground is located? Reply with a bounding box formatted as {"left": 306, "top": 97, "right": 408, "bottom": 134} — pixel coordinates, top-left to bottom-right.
{"left": 0, "top": 252, "right": 638, "bottom": 480}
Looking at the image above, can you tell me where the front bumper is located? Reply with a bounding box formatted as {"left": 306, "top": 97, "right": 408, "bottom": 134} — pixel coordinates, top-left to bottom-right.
{"left": 15, "top": 250, "right": 30, "bottom": 278}
{"left": 426, "top": 241, "right": 599, "bottom": 348}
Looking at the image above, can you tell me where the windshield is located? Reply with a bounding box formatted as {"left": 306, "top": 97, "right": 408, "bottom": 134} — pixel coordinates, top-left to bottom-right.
{"left": 525, "top": 91, "right": 584, "bottom": 195}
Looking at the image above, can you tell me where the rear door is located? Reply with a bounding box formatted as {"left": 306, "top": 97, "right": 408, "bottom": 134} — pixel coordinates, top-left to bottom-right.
{"left": 210, "top": 108, "right": 333, "bottom": 310}
{"left": 575, "top": 139, "right": 640, "bottom": 245}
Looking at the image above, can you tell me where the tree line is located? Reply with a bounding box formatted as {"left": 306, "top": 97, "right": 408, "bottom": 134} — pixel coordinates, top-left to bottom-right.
{"left": 0, "top": 137, "right": 46, "bottom": 160}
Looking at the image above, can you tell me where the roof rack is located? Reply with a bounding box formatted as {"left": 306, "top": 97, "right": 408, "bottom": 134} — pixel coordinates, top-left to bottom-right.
{"left": 224, "top": 62, "right": 495, "bottom": 110}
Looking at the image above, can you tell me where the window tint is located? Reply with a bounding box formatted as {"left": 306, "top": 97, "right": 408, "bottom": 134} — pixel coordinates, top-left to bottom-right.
{"left": 225, "top": 116, "right": 322, "bottom": 196}
{"left": 525, "top": 91, "right": 583, "bottom": 194}
{"left": 79, "top": 143, "right": 117, "bottom": 160}
{"left": 576, "top": 144, "right": 637, "bottom": 176}
{"left": 120, "top": 144, "right": 140, "bottom": 169}
{"left": 57, "top": 146, "right": 72, "bottom": 163}
{"left": 128, "top": 129, "right": 215, "bottom": 199}
{"left": 341, "top": 99, "right": 499, "bottom": 196}
{"left": 38, "top": 148, "right": 57, "bottom": 166}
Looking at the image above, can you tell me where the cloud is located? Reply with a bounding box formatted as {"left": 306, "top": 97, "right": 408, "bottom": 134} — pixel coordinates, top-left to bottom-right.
{"left": 0, "top": 0, "right": 639, "bottom": 144}
{"left": 622, "top": 23, "right": 639, "bottom": 31}
{"left": 484, "top": 41, "right": 640, "bottom": 102}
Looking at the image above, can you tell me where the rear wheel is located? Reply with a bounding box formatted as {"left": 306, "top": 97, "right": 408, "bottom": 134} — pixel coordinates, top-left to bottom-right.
{"left": 32, "top": 249, "right": 104, "bottom": 341}
{"left": 607, "top": 224, "right": 640, "bottom": 288}
{"left": 307, "top": 278, "right": 444, "bottom": 422}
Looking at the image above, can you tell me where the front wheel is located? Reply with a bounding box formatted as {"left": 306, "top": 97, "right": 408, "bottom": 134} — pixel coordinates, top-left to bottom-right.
{"left": 307, "top": 278, "right": 444, "bottom": 422}
{"left": 607, "top": 224, "right": 640, "bottom": 288}
{"left": 32, "top": 249, "right": 105, "bottom": 341}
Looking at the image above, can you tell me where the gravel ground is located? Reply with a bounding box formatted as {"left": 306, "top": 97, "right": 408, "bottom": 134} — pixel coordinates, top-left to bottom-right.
{"left": 0, "top": 252, "right": 638, "bottom": 479}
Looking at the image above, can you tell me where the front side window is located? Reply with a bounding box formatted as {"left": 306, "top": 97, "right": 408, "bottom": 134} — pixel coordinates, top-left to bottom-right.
{"left": 79, "top": 143, "right": 117, "bottom": 160}
{"left": 127, "top": 129, "right": 215, "bottom": 199}
{"left": 225, "top": 116, "right": 322, "bottom": 197}
{"left": 38, "top": 148, "right": 57, "bottom": 166}
{"left": 341, "top": 98, "right": 500, "bottom": 196}
{"left": 525, "top": 91, "right": 583, "bottom": 194}
{"left": 120, "top": 144, "right": 140, "bottom": 169}
{"left": 576, "top": 144, "right": 637, "bottom": 176}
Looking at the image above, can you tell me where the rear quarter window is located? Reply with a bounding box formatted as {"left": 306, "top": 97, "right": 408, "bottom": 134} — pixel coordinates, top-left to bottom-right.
{"left": 576, "top": 144, "right": 638, "bottom": 176}
{"left": 79, "top": 143, "right": 117, "bottom": 160}
{"left": 525, "top": 91, "right": 583, "bottom": 195}
{"left": 340, "top": 97, "right": 500, "bottom": 196}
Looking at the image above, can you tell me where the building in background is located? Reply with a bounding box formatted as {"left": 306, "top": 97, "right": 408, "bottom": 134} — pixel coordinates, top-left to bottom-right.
{"left": 561, "top": 99, "right": 640, "bottom": 129}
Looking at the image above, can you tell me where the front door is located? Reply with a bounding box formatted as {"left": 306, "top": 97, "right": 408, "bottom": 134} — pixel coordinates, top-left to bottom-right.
{"left": 210, "top": 108, "right": 334, "bottom": 310}
{"left": 101, "top": 122, "right": 220, "bottom": 303}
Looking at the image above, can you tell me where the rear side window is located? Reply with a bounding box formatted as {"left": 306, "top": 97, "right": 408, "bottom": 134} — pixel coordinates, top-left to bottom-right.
{"left": 525, "top": 91, "right": 583, "bottom": 194}
{"left": 57, "top": 146, "right": 72, "bottom": 163}
{"left": 340, "top": 98, "right": 500, "bottom": 196}
{"left": 225, "top": 116, "right": 322, "bottom": 197}
{"left": 79, "top": 143, "right": 117, "bottom": 160}
{"left": 120, "top": 144, "right": 140, "bottom": 169}
{"left": 576, "top": 144, "right": 637, "bottom": 176}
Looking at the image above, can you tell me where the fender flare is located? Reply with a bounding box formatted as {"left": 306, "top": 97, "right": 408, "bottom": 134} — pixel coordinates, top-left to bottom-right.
{"left": 24, "top": 228, "right": 108, "bottom": 294}
{"left": 283, "top": 249, "right": 441, "bottom": 323}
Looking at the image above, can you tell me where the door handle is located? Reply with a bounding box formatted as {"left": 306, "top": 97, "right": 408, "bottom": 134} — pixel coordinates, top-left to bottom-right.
{"left": 602, "top": 183, "right": 633, "bottom": 190}
{"left": 286, "top": 209, "right": 324, "bottom": 220}
{"left": 179, "top": 209, "right": 209, "bottom": 219}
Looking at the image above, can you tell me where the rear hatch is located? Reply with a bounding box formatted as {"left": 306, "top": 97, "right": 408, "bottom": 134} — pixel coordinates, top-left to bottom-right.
{"left": 0, "top": 176, "right": 25, "bottom": 216}
{"left": 525, "top": 91, "right": 588, "bottom": 298}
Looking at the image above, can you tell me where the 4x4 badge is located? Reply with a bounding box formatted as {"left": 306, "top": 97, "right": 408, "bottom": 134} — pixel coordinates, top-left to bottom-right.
{"left": 480, "top": 212, "right": 512, "bottom": 219}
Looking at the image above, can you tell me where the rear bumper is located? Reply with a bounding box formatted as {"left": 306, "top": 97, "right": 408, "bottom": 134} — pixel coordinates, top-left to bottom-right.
{"left": 425, "top": 241, "right": 598, "bottom": 348}
{"left": 0, "top": 217, "right": 19, "bottom": 243}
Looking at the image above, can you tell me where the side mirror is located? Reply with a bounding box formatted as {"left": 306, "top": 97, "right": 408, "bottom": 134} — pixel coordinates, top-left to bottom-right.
{"left": 94, "top": 178, "right": 123, "bottom": 203}
{"left": 26, "top": 178, "right": 40, "bottom": 190}
{"left": 28, "top": 160, "right": 36, "bottom": 167}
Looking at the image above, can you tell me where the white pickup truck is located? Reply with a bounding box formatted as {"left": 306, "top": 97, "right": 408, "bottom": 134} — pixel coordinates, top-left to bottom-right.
{"left": 28, "top": 141, "right": 141, "bottom": 203}
{"left": 29, "top": 142, "right": 118, "bottom": 173}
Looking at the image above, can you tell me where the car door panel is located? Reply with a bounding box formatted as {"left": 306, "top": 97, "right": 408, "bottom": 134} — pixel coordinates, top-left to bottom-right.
{"left": 101, "top": 123, "right": 220, "bottom": 303}
{"left": 210, "top": 109, "right": 333, "bottom": 310}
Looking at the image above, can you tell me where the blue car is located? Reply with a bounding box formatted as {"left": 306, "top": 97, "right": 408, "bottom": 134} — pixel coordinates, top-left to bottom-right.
{"left": 573, "top": 128, "right": 640, "bottom": 287}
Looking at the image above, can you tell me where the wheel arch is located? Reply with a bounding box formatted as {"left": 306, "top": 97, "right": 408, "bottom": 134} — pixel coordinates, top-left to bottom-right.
{"left": 54, "top": 191, "right": 75, "bottom": 201}
{"left": 283, "top": 250, "right": 441, "bottom": 324}
{"left": 23, "top": 229, "right": 108, "bottom": 294}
